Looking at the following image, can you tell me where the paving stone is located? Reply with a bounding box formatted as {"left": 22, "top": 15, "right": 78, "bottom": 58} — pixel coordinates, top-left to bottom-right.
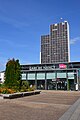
{"left": 0, "top": 91, "right": 80, "bottom": 120}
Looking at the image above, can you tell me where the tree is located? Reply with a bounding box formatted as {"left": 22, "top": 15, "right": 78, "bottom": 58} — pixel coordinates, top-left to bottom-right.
{"left": 15, "top": 59, "right": 22, "bottom": 90}
{"left": 5, "top": 58, "right": 21, "bottom": 90}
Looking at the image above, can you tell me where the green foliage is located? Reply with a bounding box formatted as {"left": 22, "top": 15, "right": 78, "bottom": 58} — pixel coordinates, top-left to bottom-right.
{"left": 0, "top": 84, "right": 2, "bottom": 87}
{"left": 5, "top": 58, "right": 21, "bottom": 90}
{"left": 28, "top": 85, "right": 35, "bottom": 91}
{"left": 2, "top": 58, "right": 35, "bottom": 94}
{"left": 0, "top": 83, "right": 5, "bottom": 88}
{"left": 20, "top": 81, "right": 35, "bottom": 92}
{"left": 20, "top": 81, "right": 29, "bottom": 92}
{"left": 0, "top": 88, "right": 15, "bottom": 94}
{"left": 67, "top": 79, "right": 70, "bottom": 90}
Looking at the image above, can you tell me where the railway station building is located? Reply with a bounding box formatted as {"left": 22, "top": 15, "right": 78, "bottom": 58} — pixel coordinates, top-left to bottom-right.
{"left": 21, "top": 62, "right": 80, "bottom": 91}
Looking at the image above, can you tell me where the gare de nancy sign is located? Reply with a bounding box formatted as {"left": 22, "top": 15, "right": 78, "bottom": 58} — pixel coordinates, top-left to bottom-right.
{"left": 29, "top": 64, "right": 67, "bottom": 71}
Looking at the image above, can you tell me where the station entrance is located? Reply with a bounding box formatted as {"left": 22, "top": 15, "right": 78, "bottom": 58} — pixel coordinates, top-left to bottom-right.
{"left": 56, "top": 78, "right": 67, "bottom": 90}
{"left": 27, "top": 79, "right": 75, "bottom": 91}
{"left": 47, "top": 78, "right": 67, "bottom": 90}
{"left": 68, "top": 79, "right": 75, "bottom": 90}
{"left": 47, "top": 80, "right": 56, "bottom": 90}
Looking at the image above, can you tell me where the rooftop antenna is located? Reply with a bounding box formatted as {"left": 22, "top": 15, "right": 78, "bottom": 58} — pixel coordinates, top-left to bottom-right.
{"left": 60, "top": 17, "right": 63, "bottom": 23}
{"left": 60, "top": 17, "right": 63, "bottom": 20}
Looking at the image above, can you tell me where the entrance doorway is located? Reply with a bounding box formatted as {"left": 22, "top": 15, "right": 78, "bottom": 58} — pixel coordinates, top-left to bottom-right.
{"left": 37, "top": 80, "right": 45, "bottom": 90}
{"left": 28, "top": 80, "right": 35, "bottom": 86}
{"left": 68, "top": 79, "right": 75, "bottom": 90}
{"left": 47, "top": 80, "right": 56, "bottom": 90}
{"left": 57, "top": 78, "right": 67, "bottom": 90}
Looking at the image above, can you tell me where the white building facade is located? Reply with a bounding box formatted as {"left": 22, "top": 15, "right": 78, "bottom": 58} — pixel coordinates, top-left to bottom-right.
{"left": 0, "top": 71, "right": 5, "bottom": 83}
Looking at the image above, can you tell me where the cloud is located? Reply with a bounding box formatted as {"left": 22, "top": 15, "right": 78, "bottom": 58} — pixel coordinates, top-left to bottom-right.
{"left": 70, "top": 37, "right": 80, "bottom": 45}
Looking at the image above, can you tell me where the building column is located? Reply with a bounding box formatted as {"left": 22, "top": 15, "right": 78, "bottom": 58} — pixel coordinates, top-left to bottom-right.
{"left": 45, "top": 72, "right": 47, "bottom": 90}
{"left": 26, "top": 73, "right": 27, "bottom": 81}
{"left": 76, "top": 70, "right": 79, "bottom": 91}
{"left": 45, "top": 79, "right": 47, "bottom": 90}
{"left": 66, "top": 71, "right": 69, "bottom": 91}
{"left": 35, "top": 72, "right": 37, "bottom": 90}
{"left": 55, "top": 71, "right": 57, "bottom": 90}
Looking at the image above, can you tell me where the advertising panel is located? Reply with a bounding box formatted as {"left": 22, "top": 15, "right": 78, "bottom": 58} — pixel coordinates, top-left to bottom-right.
{"left": 59, "top": 64, "right": 67, "bottom": 69}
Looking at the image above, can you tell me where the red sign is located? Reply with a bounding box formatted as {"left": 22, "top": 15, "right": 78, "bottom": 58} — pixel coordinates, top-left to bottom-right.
{"left": 59, "top": 64, "right": 66, "bottom": 69}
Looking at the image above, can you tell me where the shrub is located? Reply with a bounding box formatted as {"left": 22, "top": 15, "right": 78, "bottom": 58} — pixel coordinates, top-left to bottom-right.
{"left": 20, "top": 81, "right": 29, "bottom": 92}
{"left": 0, "top": 81, "right": 35, "bottom": 94}
{"left": 0, "top": 88, "right": 15, "bottom": 94}
{"left": 5, "top": 59, "right": 21, "bottom": 91}
{"left": 0, "top": 83, "right": 5, "bottom": 88}
{"left": 28, "top": 85, "right": 35, "bottom": 91}
{"left": 0, "top": 84, "right": 2, "bottom": 87}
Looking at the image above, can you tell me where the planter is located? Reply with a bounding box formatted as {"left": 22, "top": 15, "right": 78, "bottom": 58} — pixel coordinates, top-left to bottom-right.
{"left": 0, "top": 90, "right": 41, "bottom": 99}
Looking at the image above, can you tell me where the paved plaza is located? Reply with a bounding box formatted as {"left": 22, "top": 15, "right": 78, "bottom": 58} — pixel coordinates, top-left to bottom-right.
{"left": 0, "top": 91, "right": 80, "bottom": 120}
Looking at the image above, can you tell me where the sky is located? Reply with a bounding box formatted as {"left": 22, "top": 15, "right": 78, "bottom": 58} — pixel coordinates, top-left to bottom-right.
{"left": 0, "top": 0, "right": 80, "bottom": 71}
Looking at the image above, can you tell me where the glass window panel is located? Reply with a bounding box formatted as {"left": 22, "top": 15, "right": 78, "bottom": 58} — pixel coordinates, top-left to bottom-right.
{"left": 57, "top": 73, "right": 66, "bottom": 78}
{"left": 22, "top": 73, "right": 26, "bottom": 80}
{"left": 28, "top": 73, "right": 35, "bottom": 80}
{"left": 46, "top": 73, "right": 55, "bottom": 79}
{"left": 68, "top": 72, "right": 74, "bottom": 79}
{"left": 37, "top": 73, "right": 45, "bottom": 80}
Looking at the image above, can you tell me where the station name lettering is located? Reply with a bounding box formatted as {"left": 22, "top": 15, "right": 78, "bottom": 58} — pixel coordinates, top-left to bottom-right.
{"left": 29, "top": 66, "right": 55, "bottom": 70}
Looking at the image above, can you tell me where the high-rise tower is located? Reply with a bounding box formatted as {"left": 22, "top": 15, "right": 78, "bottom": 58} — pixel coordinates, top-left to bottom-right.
{"left": 41, "top": 21, "right": 70, "bottom": 63}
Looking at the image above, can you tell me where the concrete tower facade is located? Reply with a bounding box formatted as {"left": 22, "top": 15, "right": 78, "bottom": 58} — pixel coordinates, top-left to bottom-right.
{"left": 41, "top": 21, "right": 70, "bottom": 63}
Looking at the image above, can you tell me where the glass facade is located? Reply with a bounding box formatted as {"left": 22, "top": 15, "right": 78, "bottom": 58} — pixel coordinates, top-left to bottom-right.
{"left": 22, "top": 73, "right": 26, "bottom": 80}
{"left": 46, "top": 73, "right": 55, "bottom": 79}
{"left": 37, "top": 80, "right": 45, "bottom": 90}
{"left": 68, "top": 72, "right": 74, "bottom": 79}
{"left": 57, "top": 73, "right": 66, "bottom": 78}
{"left": 47, "top": 80, "right": 56, "bottom": 90}
{"left": 21, "top": 62, "right": 80, "bottom": 91}
{"left": 27, "top": 73, "right": 35, "bottom": 80}
{"left": 37, "top": 73, "right": 45, "bottom": 80}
